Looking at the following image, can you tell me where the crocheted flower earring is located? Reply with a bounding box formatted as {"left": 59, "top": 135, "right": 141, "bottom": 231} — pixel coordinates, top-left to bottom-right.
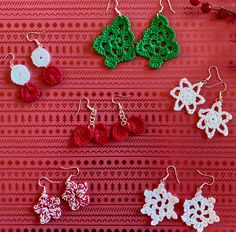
{"left": 182, "top": 170, "right": 220, "bottom": 232}
{"left": 0, "top": 53, "right": 41, "bottom": 102}
{"left": 141, "top": 166, "right": 180, "bottom": 226}
{"left": 33, "top": 177, "right": 61, "bottom": 224}
{"left": 197, "top": 67, "right": 232, "bottom": 139}
{"left": 73, "top": 97, "right": 110, "bottom": 146}
{"left": 170, "top": 72, "right": 211, "bottom": 115}
{"left": 93, "top": 0, "right": 136, "bottom": 68}
{"left": 136, "top": 0, "right": 180, "bottom": 68}
{"left": 26, "top": 31, "right": 62, "bottom": 86}
{"left": 111, "top": 93, "right": 145, "bottom": 142}
{"left": 61, "top": 167, "right": 89, "bottom": 211}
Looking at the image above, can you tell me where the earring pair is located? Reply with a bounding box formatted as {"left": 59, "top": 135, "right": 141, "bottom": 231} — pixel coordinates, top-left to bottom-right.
{"left": 141, "top": 166, "right": 220, "bottom": 232}
{"left": 73, "top": 94, "right": 145, "bottom": 146}
{"left": 170, "top": 66, "right": 233, "bottom": 139}
{"left": 33, "top": 167, "right": 89, "bottom": 224}
{"left": 93, "top": 0, "right": 180, "bottom": 69}
{"left": 0, "top": 31, "right": 61, "bottom": 102}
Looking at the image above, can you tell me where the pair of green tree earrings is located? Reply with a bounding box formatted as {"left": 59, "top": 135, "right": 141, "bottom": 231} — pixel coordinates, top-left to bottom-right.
{"left": 93, "top": 0, "right": 180, "bottom": 69}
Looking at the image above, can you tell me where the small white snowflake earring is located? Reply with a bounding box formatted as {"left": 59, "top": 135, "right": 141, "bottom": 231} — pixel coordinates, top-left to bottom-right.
{"left": 182, "top": 170, "right": 220, "bottom": 232}
{"left": 61, "top": 166, "right": 90, "bottom": 211}
{"left": 197, "top": 66, "right": 233, "bottom": 139}
{"left": 33, "top": 177, "right": 62, "bottom": 224}
{"left": 170, "top": 72, "right": 211, "bottom": 114}
{"left": 26, "top": 31, "right": 62, "bottom": 86}
{"left": 141, "top": 165, "right": 180, "bottom": 226}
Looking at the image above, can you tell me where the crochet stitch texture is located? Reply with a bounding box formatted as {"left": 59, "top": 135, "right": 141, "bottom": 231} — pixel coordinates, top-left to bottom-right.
{"left": 93, "top": 15, "right": 136, "bottom": 68}
{"left": 136, "top": 14, "right": 180, "bottom": 68}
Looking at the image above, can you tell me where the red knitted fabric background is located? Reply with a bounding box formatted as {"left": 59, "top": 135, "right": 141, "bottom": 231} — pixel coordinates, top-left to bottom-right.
{"left": 0, "top": 0, "right": 235, "bottom": 231}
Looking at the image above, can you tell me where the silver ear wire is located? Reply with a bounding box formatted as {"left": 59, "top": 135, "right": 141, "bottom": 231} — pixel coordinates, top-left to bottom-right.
{"left": 26, "top": 31, "right": 45, "bottom": 47}
{"left": 157, "top": 0, "right": 176, "bottom": 17}
{"left": 160, "top": 165, "right": 180, "bottom": 184}
{"left": 38, "top": 177, "right": 60, "bottom": 194}
{"left": 0, "top": 53, "right": 15, "bottom": 68}
{"left": 104, "top": 0, "right": 122, "bottom": 16}
{"left": 60, "top": 166, "right": 80, "bottom": 183}
{"left": 196, "top": 170, "right": 215, "bottom": 193}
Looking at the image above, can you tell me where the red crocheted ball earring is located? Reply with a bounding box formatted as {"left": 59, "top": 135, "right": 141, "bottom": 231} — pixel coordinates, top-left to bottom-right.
{"left": 73, "top": 97, "right": 110, "bottom": 147}
{"left": 111, "top": 93, "right": 145, "bottom": 142}
{"left": 26, "top": 31, "right": 62, "bottom": 86}
{"left": 0, "top": 53, "right": 42, "bottom": 102}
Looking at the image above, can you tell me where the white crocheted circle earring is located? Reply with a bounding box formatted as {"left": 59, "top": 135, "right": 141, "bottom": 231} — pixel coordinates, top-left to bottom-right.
{"left": 141, "top": 165, "right": 180, "bottom": 226}
{"left": 170, "top": 73, "right": 210, "bottom": 114}
{"left": 182, "top": 170, "right": 220, "bottom": 232}
{"left": 197, "top": 66, "right": 233, "bottom": 139}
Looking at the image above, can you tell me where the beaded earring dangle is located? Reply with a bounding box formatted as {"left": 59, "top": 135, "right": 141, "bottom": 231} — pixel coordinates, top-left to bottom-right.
{"left": 136, "top": 0, "right": 180, "bottom": 68}
{"left": 73, "top": 97, "right": 110, "bottom": 146}
{"left": 26, "top": 31, "right": 62, "bottom": 86}
{"left": 141, "top": 165, "right": 180, "bottom": 226}
{"left": 182, "top": 170, "right": 220, "bottom": 232}
{"left": 197, "top": 66, "right": 232, "bottom": 139}
{"left": 93, "top": 0, "right": 136, "bottom": 68}
{"left": 0, "top": 53, "right": 42, "bottom": 102}
{"left": 111, "top": 93, "right": 145, "bottom": 142}
{"left": 61, "top": 167, "right": 90, "bottom": 211}
{"left": 33, "top": 177, "right": 62, "bottom": 224}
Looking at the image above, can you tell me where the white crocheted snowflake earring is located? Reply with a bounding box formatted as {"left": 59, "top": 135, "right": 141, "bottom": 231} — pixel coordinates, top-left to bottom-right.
{"left": 170, "top": 72, "right": 211, "bottom": 114}
{"left": 26, "top": 31, "right": 62, "bottom": 86}
{"left": 33, "top": 177, "right": 62, "bottom": 224}
{"left": 61, "top": 167, "right": 90, "bottom": 211}
{"left": 141, "top": 165, "right": 180, "bottom": 226}
{"left": 197, "top": 66, "right": 233, "bottom": 139}
{"left": 182, "top": 170, "right": 220, "bottom": 232}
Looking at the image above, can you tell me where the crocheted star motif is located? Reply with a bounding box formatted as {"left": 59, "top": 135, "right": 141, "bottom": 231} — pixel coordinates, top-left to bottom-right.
{"left": 33, "top": 193, "right": 61, "bottom": 224}
{"left": 136, "top": 14, "right": 180, "bottom": 68}
{"left": 197, "top": 101, "right": 233, "bottom": 139}
{"left": 93, "top": 15, "right": 135, "bottom": 68}
{"left": 141, "top": 183, "right": 179, "bottom": 226}
{"left": 170, "top": 78, "right": 205, "bottom": 114}
{"left": 182, "top": 191, "right": 220, "bottom": 232}
{"left": 62, "top": 180, "right": 89, "bottom": 210}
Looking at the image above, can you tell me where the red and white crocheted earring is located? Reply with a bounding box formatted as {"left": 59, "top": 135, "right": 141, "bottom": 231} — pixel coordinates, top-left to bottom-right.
{"left": 61, "top": 167, "right": 89, "bottom": 211}
{"left": 111, "top": 93, "right": 145, "bottom": 142}
{"left": 26, "top": 31, "right": 62, "bottom": 86}
{"left": 33, "top": 177, "right": 62, "bottom": 224}
{"left": 73, "top": 97, "right": 110, "bottom": 146}
{"left": 0, "top": 53, "right": 41, "bottom": 102}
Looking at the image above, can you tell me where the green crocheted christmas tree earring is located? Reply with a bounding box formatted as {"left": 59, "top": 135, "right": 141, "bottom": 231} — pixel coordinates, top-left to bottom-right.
{"left": 93, "top": 0, "right": 136, "bottom": 69}
{"left": 136, "top": 0, "right": 180, "bottom": 69}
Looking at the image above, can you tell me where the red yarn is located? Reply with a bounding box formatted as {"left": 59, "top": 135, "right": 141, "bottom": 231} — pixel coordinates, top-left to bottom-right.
{"left": 43, "top": 66, "right": 62, "bottom": 86}
{"left": 74, "top": 125, "right": 93, "bottom": 147}
{"left": 111, "top": 122, "right": 129, "bottom": 142}
{"left": 20, "top": 82, "right": 42, "bottom": 102}
{"left": 93, "top": 123, "right": 110, "bottom": 145}
{"left": 129, "top": 115, "right": 145, "bottom": 134}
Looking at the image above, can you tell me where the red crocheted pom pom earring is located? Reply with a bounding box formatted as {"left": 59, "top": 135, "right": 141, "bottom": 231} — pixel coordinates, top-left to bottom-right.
{"left": 0, "top": 53, "right": 42, "bottom": 102}
{"left": 26, "top": 31, "right": 62, "bottom": 86}
{"left": 111, "top": 93, "right": 145, "bottom": 142}
{"left": 73, "top": 97, "right": 110, "bottom": 147}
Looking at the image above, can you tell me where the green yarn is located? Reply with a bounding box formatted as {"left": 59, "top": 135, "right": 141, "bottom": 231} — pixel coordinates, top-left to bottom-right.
{"left": 136, "top": 14, "right": 180, "bottom": 69}
{"left": 93, "top": 15, "right": 136, "bottom": 69}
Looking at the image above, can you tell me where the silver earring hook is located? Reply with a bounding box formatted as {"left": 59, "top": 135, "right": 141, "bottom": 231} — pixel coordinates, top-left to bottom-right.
{"left": 76, "top": 97, "right": 96, "bottom": 117}
{"left": 60, "top": 166, "right": 80, "bottom": 182}
{"left": 105, "top": 0, "right": 122, "bottom": 16}
{"left": 0, "top": 53, "right": 15, "bottom": 68}
{"left": 157, "top": 0, "right": 176, "bottom": 17}
{"left": 26, "top": 31, "right": 45, "bottom": 47}
{"left": 197, "top": 170, "right": 215, "bottom": 192}
{"left": 205, "top": 66, "right": 227, "bottom": 101}
{"left": 112, "top": 93, "right": 133, "bottom": 108}
{"left": 161, "top": 165, "right": 180, "bottom": 184}
{"left": 38, "top": 176, "right": 60, "bottom": 193}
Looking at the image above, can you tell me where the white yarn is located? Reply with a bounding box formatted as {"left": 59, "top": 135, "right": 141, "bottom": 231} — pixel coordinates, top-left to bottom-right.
{"left": 11, "top": 64, "right": 30, "bottom": 86}
{"left": 31, "top": 47, "right": 50, "bottom": 67}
